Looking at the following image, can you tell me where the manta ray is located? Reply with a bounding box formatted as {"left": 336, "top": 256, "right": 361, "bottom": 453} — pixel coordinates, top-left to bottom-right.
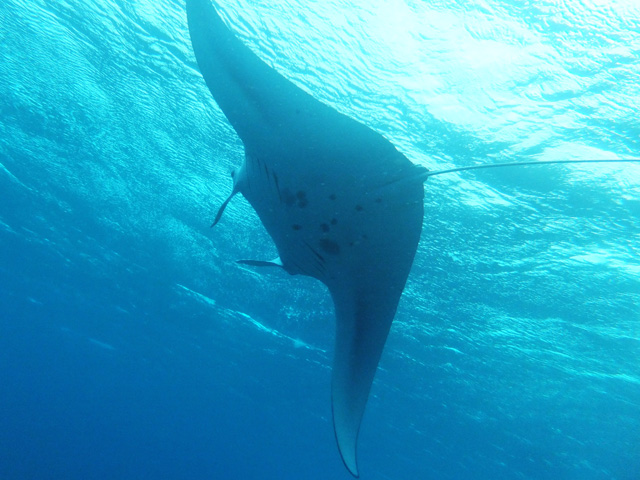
{"left": 185, "top": 0, "right": 637, "bottom": 476}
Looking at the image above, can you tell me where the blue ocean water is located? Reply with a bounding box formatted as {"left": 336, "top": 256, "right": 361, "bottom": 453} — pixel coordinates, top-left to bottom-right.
{"left": 1, "top": 0, "right": 639, "bottom": 478}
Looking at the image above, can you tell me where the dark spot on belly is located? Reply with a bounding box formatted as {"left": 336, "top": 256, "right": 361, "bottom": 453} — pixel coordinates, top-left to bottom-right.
{"left": 330, "top": 218, "right": 337, "bottom": 225}
{"left": 329, "top": 194, "right": 336, "bottom": 200}
{"left": 292, "top": 191, "right": 308, "bottom": 208}
{"left": 320, "top": 223, "right": 330, "bottom": 232}
{"left": 319, "top": 238, "right": 340, "bottom": 255}
{"left": 355, "top": 205, "right": 364, "bottom": 212}
{"left": 292, "top": 224, "right": 302, "bottom": 231}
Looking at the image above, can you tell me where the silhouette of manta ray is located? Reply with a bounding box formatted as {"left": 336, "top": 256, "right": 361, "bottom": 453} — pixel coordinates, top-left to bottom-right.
{"left": 185, "top": 0, "right": 638, "bottom": 475}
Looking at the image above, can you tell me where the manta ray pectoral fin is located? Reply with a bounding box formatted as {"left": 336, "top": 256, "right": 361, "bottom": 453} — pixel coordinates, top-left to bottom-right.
{"left": 329, "top": 283, "right": 405, "bottom": 478}
{"left": 237, "top": 257, "right": 284, "bottom": 269}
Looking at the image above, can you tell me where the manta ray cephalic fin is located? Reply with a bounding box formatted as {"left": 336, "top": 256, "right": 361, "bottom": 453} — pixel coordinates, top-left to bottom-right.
{"left": 237, "top": 257, "right": 284, "bottom": 269}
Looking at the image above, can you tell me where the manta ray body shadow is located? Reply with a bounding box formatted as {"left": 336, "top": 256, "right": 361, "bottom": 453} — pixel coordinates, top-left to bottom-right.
{"left": 185, "top": 0, "right": 637, "bottom": 476}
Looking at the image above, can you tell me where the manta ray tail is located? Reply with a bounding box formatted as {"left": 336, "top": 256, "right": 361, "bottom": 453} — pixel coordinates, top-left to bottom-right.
{"left": 422, "top": 158, "right": 640, "bottom": 180}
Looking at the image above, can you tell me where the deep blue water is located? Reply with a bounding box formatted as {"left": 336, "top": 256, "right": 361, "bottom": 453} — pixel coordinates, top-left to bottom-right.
{"left": 1, "top": 0, "right": 639, "bottom": 479}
